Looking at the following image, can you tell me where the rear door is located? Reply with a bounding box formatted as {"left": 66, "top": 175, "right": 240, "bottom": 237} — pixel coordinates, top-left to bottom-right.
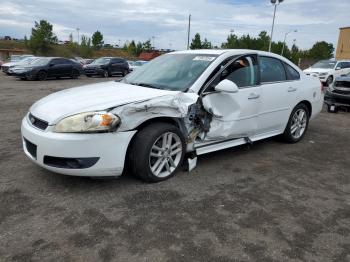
{"left": 257, "top": 56, "right": 300, "bottom": 134}
{"left": 201, "top": 54, "right": 261, "bottom": 140}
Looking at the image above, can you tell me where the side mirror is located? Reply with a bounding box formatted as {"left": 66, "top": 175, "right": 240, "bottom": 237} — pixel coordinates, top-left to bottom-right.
{"left": 335, "top": 67, "right": 341, "bottom": 70}
{"left": 215, "top": 79, "right": 239, "bottom": 93}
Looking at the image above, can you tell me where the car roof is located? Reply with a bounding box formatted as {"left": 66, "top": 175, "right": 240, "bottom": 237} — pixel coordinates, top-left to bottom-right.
{"left": 171, "top": 49, "right": 290, "bottom": 58}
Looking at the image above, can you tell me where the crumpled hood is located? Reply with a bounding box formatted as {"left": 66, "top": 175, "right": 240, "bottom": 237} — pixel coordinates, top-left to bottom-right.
{"left": 30, "top": 81, "right": 181, "bottom": 124}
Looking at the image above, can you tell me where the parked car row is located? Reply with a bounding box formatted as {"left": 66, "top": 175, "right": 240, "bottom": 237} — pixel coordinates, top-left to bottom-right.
{"left": 1, "top": 56, "right": 148, "bottom": 80}
{"left": 304, "top": 59, "right": 350, "bottom": 112}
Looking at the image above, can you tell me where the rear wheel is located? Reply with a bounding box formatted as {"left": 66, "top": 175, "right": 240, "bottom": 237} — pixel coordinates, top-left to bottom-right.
{"left": 129, "top": 123, "right": 185, "bottom": 182}
{"left": 103, "top": 70, "right": 109, "bottom": 78}
{"left": 282, "top": 103, "right": 310, "bottom": 143}
{"left": 37, "top": 70, "right": 47, "bottom": 81}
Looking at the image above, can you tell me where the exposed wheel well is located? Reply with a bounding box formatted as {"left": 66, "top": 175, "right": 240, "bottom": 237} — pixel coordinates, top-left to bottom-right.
{"left": 124, "top": 117, "right": 183, "bottom": 175}
{"left": 134, "top": 117, "right": 181, "bottom": 131}
{"left": 298, "top": 100, "right": 312, "bottom": 117}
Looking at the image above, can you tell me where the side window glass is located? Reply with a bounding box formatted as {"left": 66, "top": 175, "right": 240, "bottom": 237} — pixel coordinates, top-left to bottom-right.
{"left": 50, "top": 59, "right": 59, "bottom": 65}
{"left": 223, "top": 56, "right": 258, "bottom": 88}
{"left": 285, "top": 63, "right": 300, "bottom": 80}
{"left": 260, "top": 56, "right": 287, "bottom": 83}
{"left": 203, "top": 55, "right": 258, "bottom": 92}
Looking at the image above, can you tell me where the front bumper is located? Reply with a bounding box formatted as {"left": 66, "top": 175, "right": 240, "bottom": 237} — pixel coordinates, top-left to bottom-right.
{"left": 325, "top": 90, "right": 350, "bottom": 105}
{"left": 84, "top": 68, "right": 104, "bottom": 76}
{"left": 21, "top": 116, "right": 136, "bottom": 177}
{"left": 12, "top": 71, "right": 33, "bottom": 78}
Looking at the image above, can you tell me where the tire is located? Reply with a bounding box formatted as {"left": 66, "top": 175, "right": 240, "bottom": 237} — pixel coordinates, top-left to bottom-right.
{"left": 129, "top": 123, "right": 186, "bottom": 182}
{"left": 71, "top": 69, "right": 80, "bottom": 79}
{"left": 122, "top": 69, "right": 128, "bottom": 77}
{"left": 282, "top": 103, "right": 310, "bottom": 143}
{"left": 37, "top": 70, "right": 47, "bottom": 81}
{"left": 103, "top": 70, "right": 109, "bottom": 78}
{"left": 86, "top": 74, "right": 92, "bottom": 77}
{"left": 326, "top": 76, "right": 333, "bottom": 86}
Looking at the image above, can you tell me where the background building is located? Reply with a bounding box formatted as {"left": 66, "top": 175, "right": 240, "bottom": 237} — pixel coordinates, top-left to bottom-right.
{"left": 336, "top": 27, "right": 350, "bottom": 60}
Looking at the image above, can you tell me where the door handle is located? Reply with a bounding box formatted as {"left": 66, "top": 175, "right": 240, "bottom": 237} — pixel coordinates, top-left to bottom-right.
{"left": 288, "top": 87, "right": 297, "bottom": 92}
{"left": 248, "top": 93, "right": 260, "bottom": 100}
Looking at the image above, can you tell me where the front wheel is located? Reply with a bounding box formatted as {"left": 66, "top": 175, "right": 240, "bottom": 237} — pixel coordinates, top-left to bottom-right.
{"left": 282, "top": 104, "right": 310, "bottom": 143}
{"left": 102, "top": 70, "right": 109, "bottom": 78}
{"left": 130, "top": 123, "right": 185, "bottom": 182}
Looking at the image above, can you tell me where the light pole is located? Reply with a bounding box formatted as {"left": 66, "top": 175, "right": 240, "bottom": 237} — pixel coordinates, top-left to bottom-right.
{"left": 281, "top": 29, "right": 297, "bottom": 56}
{"left": 76, "top": 28, "right": 80, "bottom": 45}
{"left": 187, "top": 14, "right": 191, "bottom": 50}
{"left": 268, "top": 0, "right": 284, "bottom": 52}
{"left": 152, "top": 36, "right": 155, "bottom": 50}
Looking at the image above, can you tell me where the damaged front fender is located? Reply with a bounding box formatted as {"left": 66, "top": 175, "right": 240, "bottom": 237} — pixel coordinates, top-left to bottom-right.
{"left": 111, "top": 92, "right": 199, "bottom": 132}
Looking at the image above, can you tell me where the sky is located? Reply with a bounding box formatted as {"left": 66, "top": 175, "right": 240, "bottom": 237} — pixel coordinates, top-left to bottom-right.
{"left": 0, "top": 0, "right": 349, "bottom": 50}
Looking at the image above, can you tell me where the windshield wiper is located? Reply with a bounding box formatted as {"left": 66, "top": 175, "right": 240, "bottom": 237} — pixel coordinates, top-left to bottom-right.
{"left": 129, "top": 82, "right": 161, "bottom": 89}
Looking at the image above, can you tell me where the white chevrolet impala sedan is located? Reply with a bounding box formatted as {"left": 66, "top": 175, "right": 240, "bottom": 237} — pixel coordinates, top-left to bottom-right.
{"left": 22, "top": 50, "right": 324, "bottom": 182}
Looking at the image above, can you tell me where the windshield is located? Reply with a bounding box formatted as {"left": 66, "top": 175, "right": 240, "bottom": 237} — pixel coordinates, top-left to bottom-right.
{"left": 122, "top": 53, "right": 217, "bottom": 91}
{"left": 311, "top": 60, "right": 336, "bottom": 69}
{"left": 10, "top": 55, "right": 22, "bottom": 62}
{"left": 19, "top": 57, "right": 37, "bottom": 64}
{"left": 31, "top": 58, "right": 50, "bottom": 66}
{"left": 91, "top": 58, "right": 111, "bottom": 65}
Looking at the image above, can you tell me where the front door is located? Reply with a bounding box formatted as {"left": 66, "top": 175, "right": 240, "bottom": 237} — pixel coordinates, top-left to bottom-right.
{"left": 201, "top": 54, "right": 261, "bottom": 140}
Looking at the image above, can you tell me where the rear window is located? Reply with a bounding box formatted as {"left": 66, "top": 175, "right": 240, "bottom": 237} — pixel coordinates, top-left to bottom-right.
{"left": 284, "top": 63, "right": 300, "bottom": 80}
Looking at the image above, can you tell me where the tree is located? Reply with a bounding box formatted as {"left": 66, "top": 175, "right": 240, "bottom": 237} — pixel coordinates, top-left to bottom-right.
{"left": 136, "top": 42, "right": 143, "bottom": 56}
{"left": 190, "top": 33, "right": 202, "bottom": 49}
{"left": 28, "top": 20, "right": 57, "bottom": 54}
{"left": 202, "top": 38, "right": 212, "bottom": 49}
{"left": 80, "top": 35, "right": 92, "bottom": 57}
{"left": 92, "top": 31, "right": 104, "bottom": 49}
{"left": 142, "top": 40, "right": 152, "bottom": 51}
{"left": 127, "top": 40, "right": 137, "bottom": 56}
{"left": 308, "top": 41, "right": 334, "bottom": 60}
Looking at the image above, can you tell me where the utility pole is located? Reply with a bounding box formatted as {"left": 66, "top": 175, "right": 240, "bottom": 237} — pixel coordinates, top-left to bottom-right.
{"left": 187, "top": 14, "right": 191, "bottom": 50}
{"left": 152, "top": 36, "right": 155, "bottom": 50}
{"left": 269, "top": 0, "right": 284, "bottom": 52}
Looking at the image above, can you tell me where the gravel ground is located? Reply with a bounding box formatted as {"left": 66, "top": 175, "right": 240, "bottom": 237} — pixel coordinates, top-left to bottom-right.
{"left": 0, "top": 73, "right": 349, "bottom": 262}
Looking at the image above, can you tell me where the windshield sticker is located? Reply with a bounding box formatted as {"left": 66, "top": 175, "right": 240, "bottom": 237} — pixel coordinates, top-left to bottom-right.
{"left": 193, "top": 56, "right": 216, "bottom": 62}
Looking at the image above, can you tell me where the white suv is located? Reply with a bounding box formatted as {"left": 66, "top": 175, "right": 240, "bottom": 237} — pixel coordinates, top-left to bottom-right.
{"left": 303, "top": 60, "right": 350, "bottom": 85}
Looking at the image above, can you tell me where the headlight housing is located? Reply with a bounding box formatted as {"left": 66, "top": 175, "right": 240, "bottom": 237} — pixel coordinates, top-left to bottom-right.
{"left": 54, "top": 112, "right": 120, "bottom": 133}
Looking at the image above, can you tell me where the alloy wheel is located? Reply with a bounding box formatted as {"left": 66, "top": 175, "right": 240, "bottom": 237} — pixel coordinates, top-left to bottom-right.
{"left": 149, "top": 132, "right": 183, "bottom": 178}
{"left": 290, "top": 109, "right": 307, "bottom": 139}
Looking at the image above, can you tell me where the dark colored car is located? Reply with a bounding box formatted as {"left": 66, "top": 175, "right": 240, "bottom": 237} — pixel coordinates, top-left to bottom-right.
{"left": 11, "top": 57, "right": 82, "bottom": 80}
{"left": 325, "top": 74, "right": 350, "bottom": 112}
{"left": 83, "top": 57, "right": 129, "bottom": 77}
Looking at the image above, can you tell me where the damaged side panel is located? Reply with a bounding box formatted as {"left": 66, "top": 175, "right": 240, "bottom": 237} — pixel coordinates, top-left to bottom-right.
{"left": 111, "top": 91, "right": 253, "bottom": 155}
